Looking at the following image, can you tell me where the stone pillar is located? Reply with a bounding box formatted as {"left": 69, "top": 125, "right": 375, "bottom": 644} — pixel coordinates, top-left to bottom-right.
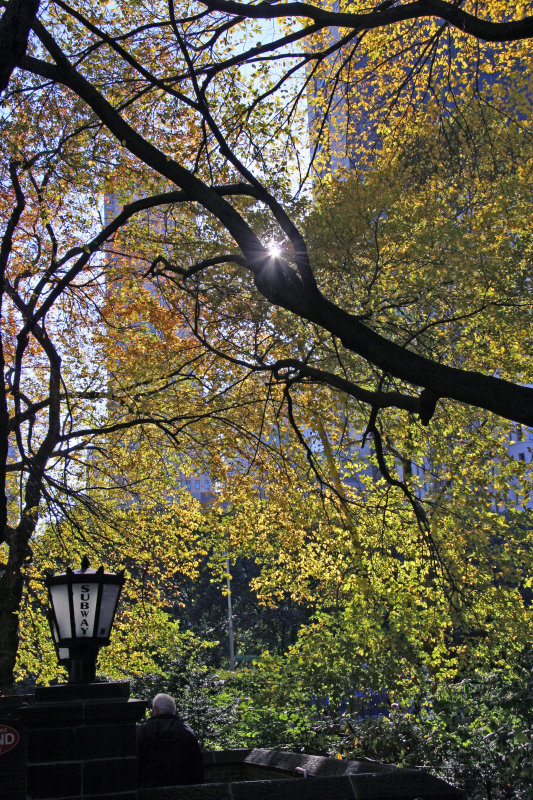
{"left": 20, "top": 681, "right": 146, "bottom": 800}
{"left": 0, "top": 694, "right": 31, "bottom": 800}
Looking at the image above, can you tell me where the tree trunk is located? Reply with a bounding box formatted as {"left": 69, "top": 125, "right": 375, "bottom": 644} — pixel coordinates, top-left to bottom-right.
{"left": 0, "top": 0, "right": 40, "bottom": 96}
{"left": 0, "top": 522, "right": 32, "bottom": 691}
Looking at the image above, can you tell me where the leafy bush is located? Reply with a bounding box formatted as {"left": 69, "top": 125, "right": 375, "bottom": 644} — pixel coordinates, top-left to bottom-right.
{"left": 336, "top": 663, "right": 533, "bottom": 800}
{"left": 130, "top": 631, "right": 531, "bottom": 800}
{"left": 131, "top": 649, "right": 243, "bottom": 749}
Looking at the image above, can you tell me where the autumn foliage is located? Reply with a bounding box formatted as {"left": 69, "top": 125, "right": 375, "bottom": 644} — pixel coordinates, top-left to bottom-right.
{"left": 0, "top": 0, "right": 531, "bottom": 706}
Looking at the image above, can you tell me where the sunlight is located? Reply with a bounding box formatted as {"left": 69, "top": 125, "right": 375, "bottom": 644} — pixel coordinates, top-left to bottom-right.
{"left": 267, "top": 242, "right": 282, "bottom": 259}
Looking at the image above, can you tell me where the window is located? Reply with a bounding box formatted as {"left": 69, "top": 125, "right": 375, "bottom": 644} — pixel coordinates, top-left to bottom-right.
{"left": 195, "top": 480, "right": 200, "bottom": 489}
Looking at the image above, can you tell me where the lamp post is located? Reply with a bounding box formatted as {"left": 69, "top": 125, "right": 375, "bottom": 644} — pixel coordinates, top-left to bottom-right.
{"left": 45, "top": 556, "right": 124, "bottom": 684}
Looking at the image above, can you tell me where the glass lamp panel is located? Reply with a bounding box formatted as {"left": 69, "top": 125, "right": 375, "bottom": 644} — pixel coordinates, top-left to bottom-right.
{"left": 97, "top": 584, "right": 121, "bottom": 637}
{"left": 72, "top": 579, "right": 98, "bottom": 638}
{"left": 49, "top": 616, "right": 59, "bottom": 645}
{"left": 50, "top": 584, "right": 72, "bottom": 640}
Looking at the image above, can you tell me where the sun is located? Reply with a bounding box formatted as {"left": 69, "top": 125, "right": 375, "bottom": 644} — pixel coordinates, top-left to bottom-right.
{"left": 267, "top": 242, "right": 281, "bottom": 259}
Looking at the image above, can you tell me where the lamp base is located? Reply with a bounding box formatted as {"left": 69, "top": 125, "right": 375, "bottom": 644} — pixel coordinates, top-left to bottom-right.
{"left": 68, "top": 647, "right": 99, "bottom": 684}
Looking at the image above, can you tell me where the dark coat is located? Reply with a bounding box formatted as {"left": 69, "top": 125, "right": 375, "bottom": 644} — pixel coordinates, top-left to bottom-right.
{"left": 136, "top": 713, "right": 204, "bottom": 788}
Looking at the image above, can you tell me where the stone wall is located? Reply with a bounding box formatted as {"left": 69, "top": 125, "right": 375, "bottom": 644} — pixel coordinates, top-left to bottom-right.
{"left": 139, "top": 748, "right": 464, "bottom": 800}
{"left": 0, "top": 689, "right": 465, "bottom": 800}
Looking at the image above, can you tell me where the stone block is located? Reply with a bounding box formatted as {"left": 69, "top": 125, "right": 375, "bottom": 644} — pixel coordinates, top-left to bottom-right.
{"left": 27, "top": 725, "right": 79, "bottom": 762}
{"left": 26, "top": 722, "right": 136, "bottom": 763}
{"left": 21, "top": 700, "right": 84, "bottom": 728}
{"left": 350, "top": 769, "right": 463, "bottom": 799}
{"left": 27, "top": 761, "right": 82, "bottom": 798}
{"left": 203, "top": 749, "right": 251, "bottom": 766}
{"left": 83, "top": 698, "right": 146, "bottom": 725}
{"left": 83, "top": 755, "right": 138, "bottom": 793}
{"left": 87, "top": 793, "right": 138, "bottom": 800}
{"left": 0, "top": 744, "right": 27, "bottom": 800}
{"left": 78, "top": 722, "right": 137, "bottom": 758}
{"left": 231, "top": 776, "right": 356, "bottom": 800}
{"left": 139, "top": 783, "right": 232, "bottom": 800}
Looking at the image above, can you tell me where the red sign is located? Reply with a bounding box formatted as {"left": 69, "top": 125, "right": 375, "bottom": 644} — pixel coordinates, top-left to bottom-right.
{"left": 0, "top": 725, "right": 19, "bottom": 755}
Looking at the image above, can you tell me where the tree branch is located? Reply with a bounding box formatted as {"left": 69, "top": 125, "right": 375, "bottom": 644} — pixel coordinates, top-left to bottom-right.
{"left": 0, "top": 0, "right": 40, "bottom": 96}
{"left": 200, "top": 0, "right": 533, "bottom": 43}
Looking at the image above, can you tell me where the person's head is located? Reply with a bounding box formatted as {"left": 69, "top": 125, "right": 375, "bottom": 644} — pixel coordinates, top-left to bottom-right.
{"left": 152, "top": 693, "right": 176, "bottom": 717}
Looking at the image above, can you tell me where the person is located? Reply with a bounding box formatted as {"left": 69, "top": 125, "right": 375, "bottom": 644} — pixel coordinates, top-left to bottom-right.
{"left": 136, "top": 693, "right": 204, "bottom": 788}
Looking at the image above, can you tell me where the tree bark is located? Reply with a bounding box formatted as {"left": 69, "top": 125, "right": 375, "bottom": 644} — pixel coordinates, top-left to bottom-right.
{"left": 0, "top": 520, "right": 33, "bottom": 691}
{"left": 0, "top": 0, "right": 40, "bottom": 96}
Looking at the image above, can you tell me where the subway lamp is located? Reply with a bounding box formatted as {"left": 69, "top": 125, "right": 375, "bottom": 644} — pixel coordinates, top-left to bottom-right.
{"left": 45, "top": 556, "right": 124, "bottom": 684}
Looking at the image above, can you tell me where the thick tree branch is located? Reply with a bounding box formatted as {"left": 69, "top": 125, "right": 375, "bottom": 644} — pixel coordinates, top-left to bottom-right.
{"left": 0, "top": 0, "right": 40, "bottom": 96}
{"left": 200, "top": 0, "right": 533, "bottom": 42}
{"left": 19, "top": 17, "right": 533, "bottom": 431}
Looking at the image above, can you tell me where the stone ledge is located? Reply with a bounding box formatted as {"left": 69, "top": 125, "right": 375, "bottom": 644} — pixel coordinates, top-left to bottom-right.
{"left": 140, "top": 772, "right": 462, "bottom": 800}
{"left": 243, "top": 748, "right": 398, "bottom": 777}
{"left": 35, "top": 682, "right": 131, "bottom": 702}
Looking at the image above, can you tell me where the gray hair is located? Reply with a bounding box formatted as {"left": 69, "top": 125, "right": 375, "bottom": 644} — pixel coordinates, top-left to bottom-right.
{"left": 153, "top": 693, "right": 176, "bottom": 716}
